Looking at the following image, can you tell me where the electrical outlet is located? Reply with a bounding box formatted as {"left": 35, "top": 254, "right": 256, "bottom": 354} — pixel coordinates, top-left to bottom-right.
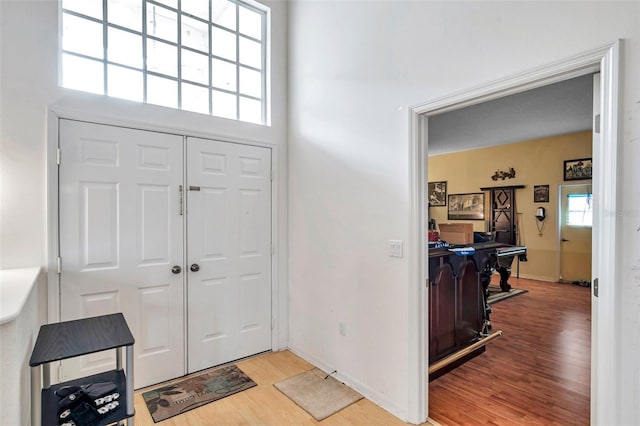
{"left": 339, "top": 321, "right": 346, "bottom": 336}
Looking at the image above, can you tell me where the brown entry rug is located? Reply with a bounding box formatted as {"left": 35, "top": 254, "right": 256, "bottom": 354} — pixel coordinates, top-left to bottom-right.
{"left": 142, "top": 364, "right": 256, "bottom": 423}
{"left": 274, "top": 368, "right": 363, "bottom": 421}
{"left": 487, "top": 285, "right": 528, "bottom": 304}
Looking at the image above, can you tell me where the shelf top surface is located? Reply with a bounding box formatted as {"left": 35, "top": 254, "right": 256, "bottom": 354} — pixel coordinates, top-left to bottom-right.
{"left": 30, "top": 313, "right": 134, "bottom": 366}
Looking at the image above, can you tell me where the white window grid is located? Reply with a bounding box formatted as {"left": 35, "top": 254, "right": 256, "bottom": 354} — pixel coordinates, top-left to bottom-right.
{"left": 60, "top": 0, "right": 267, "bottom": 124}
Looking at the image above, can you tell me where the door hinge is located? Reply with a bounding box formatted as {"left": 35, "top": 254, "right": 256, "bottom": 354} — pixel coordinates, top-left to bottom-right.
{"left": 56, "top": 147, "right": 61, "bottom": 165}
{"left": 593, "top": 278, "right": 599, "bottom": 297}
{"left": 57, "top": 257, "right": 62, "bottom": 274}
{"left": 270, "top": 169, "right": 274, "bottom": 182}
{"left": 179, "top": 185, "right": 184, "bottom": 216}
{"left": 594, "top": 114, "right": 601, "bottom": 134}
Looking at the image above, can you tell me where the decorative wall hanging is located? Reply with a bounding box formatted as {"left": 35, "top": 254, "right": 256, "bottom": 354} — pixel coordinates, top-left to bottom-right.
{"left": 491, "top": 167, "right": 516, "bottom": 181}
{"left": 427, "top": 181, "right": 447, "bottom": 206}
{"left": 447, "top": 192, "right": 485, "bottom": 220}
{"left": 533, "top": 185, "right": 550, "bottom": 203}
{"left": 564, "top": 158, "right": 592, "bottom": 181}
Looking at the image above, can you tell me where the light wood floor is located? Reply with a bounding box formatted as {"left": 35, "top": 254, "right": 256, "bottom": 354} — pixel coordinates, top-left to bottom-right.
{"left": 132, "top": 277, "right": 590, "bottom": 425}
{"left": 132, "top": 350, "right": 415, "bottom": 425}
{"left": 429, "top": 277, "right": 591, "bottom": 425}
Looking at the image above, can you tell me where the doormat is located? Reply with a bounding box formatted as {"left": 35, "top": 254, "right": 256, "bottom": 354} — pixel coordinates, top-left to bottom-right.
{"left": 142, "top": 364, "right": 256, "bottom": 423}
{"left": 274, "top": 368, "right": 363, "bottom": 421}
{"left": 487, "top": 285, "right": 528, "bottom": 304}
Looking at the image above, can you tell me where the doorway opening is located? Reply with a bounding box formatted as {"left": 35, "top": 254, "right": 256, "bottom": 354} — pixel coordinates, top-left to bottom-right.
{"left": 408, "top": 42, "right": 620, "bottom": 424}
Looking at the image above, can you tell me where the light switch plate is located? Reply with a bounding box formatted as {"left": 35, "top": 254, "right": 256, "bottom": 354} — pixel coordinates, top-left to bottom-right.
{"left": 389, "top": 240, "right": 403, "bottom": 258}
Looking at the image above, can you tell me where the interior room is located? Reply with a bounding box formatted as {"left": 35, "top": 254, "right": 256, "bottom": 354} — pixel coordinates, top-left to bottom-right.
{"left": 425, "top": 75, "right": 594, "bottom": 424}
{"left": 1, "top": 1, "right": 639, "bottom": 425}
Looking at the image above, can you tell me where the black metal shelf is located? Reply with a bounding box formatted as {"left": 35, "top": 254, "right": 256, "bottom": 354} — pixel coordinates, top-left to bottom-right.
{"left": 30, "top": 313, "right": 135, "bottom": 426}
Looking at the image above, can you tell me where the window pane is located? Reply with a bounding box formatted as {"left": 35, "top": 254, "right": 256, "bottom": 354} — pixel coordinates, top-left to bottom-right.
{"left": 239, "top": 36, "right": 261, "bottom": 69}
{"left": 147, "top": 39, "right": 177, "bottom": 77}
{"left": 154, "top": 0, "right": 177, "bottom": 9}
{"left": 108, "top": 0, "right": 142, "bottom": 32}
{"left": 239, "top": 66, "right": 260, "bottom": 98}
{"left": 239, "top": 96, "right": 261, "bottom": 124}
{"left": 567, "top": 194, "right": 593, "bottom": 226}
{"left": 147, "top": 3, "right": 177, "bottom": 43}
{"left": 62, "top": 53, "right": 104, "bottom": 94}
{"left": 239, "top": 6, "right": 261, "bottom": 40}
{"left": 211, "top": 27, "right": 236, "bottom": 61}
{"left": 212, "top": 90, "right": 237, "bottom": 120}
{"left": 62, "top": 13, "right": 103, "bottom": 59}
{"left": 181, "top": 15, "right": 209, "bottom": 52}
{"left": 108, "top": 27, "right": 142, "bottom": 68}
{"left": 211, "top": 58, "right": 236, "bottom": 91}
{"left": 183, "top": 0, "right": 209, "bottom": 20}
{"left": 212, "top": 0, "right": 236, "bottom": 30}
{"left": 108, "top": 65, "right": 143, "bottom": 101}
{"left": 147, "top": 75, "right": 177, "bottom": 108}
{"left": 181, "top": 83, "right": 209, "bottom": 114}
{"left": 62, "top": 0, "right": 102, "bottom": 19}
{"left": 181, "top": 49, "right": 209, "bottom": 85}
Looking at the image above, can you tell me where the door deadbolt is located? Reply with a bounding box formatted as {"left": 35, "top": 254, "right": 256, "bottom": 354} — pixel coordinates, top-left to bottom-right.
{"left": 190, "top": 264, "right": 200, "bottom": 272}
{"left": 171, "top": 265, "right": 182, "bottom": 274}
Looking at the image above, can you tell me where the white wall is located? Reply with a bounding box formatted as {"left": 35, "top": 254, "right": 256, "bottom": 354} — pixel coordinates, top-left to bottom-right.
{"left": 0, "top": 0, "right": 289, "bottom": 346}
{"left": 288, "top": 1, "right": 639, "bottom": 422}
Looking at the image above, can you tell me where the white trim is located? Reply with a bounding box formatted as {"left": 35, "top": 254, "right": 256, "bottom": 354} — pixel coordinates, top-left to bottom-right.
{"left": 408, "top": 41, "right": 621, "bottom": 423}
{"left": 591, "top": 41, "right": 620, "bottom": 425}
{"left": 46, "top": 111, "right": 60, "bottom": 325}
{"left": 407, "top": 110, "right": 427, "bottom": 424}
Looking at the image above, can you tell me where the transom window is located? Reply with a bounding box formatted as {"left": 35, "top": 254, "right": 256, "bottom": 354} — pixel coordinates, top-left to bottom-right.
{"left": 566, "top": 193, "right": 593, "bottom": 227}
{"left": 60, "top": 0, "right": 267, "bottom": 124}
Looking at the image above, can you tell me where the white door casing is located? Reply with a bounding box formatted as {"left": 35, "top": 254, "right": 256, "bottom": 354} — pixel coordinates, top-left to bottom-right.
{"left": 410, "top": 43, "right": 620, "bottom": 424}
{"left": 186, "top": 137, "right": 272, "bottom": 373}
{"left": 59, "top": 120, "right": 185, "bottom": 388}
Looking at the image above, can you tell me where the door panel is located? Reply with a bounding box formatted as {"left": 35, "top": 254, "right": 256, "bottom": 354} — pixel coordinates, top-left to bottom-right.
{"left": 187, "top": 137, "right": 271, "bottom": 373}
{"left": 560, "top": 184, "right": 593, "bottom": 282}
{"left": 59, "top": 120, "right": 185, "bottom": 388}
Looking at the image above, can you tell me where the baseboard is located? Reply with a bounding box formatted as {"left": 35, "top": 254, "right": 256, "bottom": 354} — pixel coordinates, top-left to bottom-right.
{"left": 286, "top": 345, "right": 409, "bottom": 422}
{"left": 514, "top": 273, "right": 558, "bottom": 282}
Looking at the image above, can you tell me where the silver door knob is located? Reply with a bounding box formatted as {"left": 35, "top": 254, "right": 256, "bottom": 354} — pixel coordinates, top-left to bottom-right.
{"left": 190, "top": 264, "right": 200, "bottom": 272}
{"left": 171, "top": 265, "right": 182, "bottom": 274}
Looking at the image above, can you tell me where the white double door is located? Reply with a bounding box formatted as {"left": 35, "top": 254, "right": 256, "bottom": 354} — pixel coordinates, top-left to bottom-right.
{"left": 59, "top": 120, "right": 272, "bottom": 388}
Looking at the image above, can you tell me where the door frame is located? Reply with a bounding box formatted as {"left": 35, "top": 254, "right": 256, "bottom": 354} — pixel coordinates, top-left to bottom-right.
{"left": 407, "top": 41, "right": 620, "bottom": 424}
{"left": 46, "top": 110, "right": 283, "bottom": 382}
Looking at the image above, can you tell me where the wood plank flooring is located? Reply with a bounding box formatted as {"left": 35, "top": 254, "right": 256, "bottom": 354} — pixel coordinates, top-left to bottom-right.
{"left": 131, "top": 277, "right": 589, "bottom": 425}
{"left": 132, "top": 350, "right": 413, "bottom": 425}
{"left": 429, "top": 277, "right": 591, "bottom": 425}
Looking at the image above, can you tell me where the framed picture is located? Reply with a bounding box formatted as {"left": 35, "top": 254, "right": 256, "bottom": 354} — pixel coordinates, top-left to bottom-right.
{"left": 447, "top": 192, "right": 485, "bottom": 220}
{"left": 428, "top": 181, "right": 447, "bottom": 206}
{"left": 564, "top": 158, "right": 592, "bottom": 181}
{"left": 534, "top": 185, "right": 550, "bottom": 203}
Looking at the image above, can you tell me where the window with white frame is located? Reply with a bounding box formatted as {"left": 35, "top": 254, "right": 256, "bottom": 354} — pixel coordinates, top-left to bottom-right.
{"left": 60, "top": 0, "right": 267, "bottom": 124}
{"left": 566, "top": 193, "right": 592, "bottom": 227}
